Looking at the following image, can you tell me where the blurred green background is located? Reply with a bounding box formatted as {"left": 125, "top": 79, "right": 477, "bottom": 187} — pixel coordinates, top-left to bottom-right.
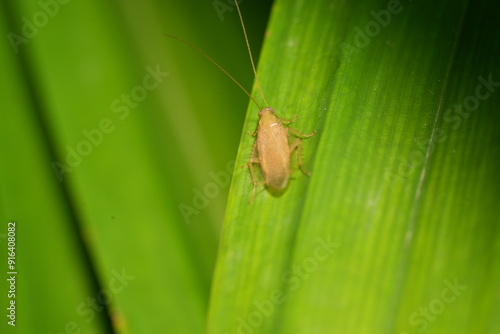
{"left": 0, "top": 0, "right": 271, "bottom": 333}
{"left": 1, "top": 0, "right": 499, "bottom": 333}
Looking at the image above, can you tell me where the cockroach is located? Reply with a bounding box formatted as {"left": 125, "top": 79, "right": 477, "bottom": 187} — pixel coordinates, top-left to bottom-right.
{"left": 165, "top": 0, "right": 315, "bottom": 203}
{"left": 244, "top": 108, "right": 315, "bottom": 203}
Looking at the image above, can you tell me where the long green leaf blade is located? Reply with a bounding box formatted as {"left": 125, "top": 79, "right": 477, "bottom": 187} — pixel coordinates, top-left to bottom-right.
{"left": 208, "top": 0, "right": 500, "bottom": 333}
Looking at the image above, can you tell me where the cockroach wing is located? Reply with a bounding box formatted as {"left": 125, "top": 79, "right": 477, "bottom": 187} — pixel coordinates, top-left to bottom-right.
{"left": 257, "top": 123, "right": 290, "bottom": 191}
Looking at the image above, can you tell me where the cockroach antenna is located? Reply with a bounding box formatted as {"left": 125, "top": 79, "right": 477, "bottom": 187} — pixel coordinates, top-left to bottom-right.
{"left": 165, "top": 0, "right": 316, "bottom": 203}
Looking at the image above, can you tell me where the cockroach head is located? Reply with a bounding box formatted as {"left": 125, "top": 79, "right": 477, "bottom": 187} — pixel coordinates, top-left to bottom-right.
{"left": 258, "top": 107, "right": 274, "bottom": 117}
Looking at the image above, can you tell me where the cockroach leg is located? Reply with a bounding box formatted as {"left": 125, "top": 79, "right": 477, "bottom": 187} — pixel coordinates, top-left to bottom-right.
{"left": 247, "top": 162, "right": 262, "bottom": 203}
{"left": 279, "top": 114, "right": 298, "bottom": 125}
{"left": 242, "top": 159, "right": 262, "bottom": 204}
{"left": 241, "top": 141, "right": 262, "bottom": 203}
{"left": 247, "top": 129, "right": 258, "bottom": 137}
{"left": 289, "top": 138, "right": 311, "bottom": 176}
{"left": 287, "top": 127, "right": 316, "bottom": 139}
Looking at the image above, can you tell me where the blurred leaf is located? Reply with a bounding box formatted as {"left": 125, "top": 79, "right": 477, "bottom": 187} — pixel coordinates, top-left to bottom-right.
{"left": 1, "top": 0, "right": 270, "bottom": 333}
{"left": 0, "top": 7, "right": 110, "bottom": 333}
{"left": 208, "top": 0, "right": 500, "bottom": 333}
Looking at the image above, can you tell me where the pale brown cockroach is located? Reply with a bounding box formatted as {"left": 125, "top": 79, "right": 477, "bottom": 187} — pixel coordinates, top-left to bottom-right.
{"left": 165, "top": 0, "right": 315, "bottom": 204}
{"left": 244, "top": 107, "right": 315, "bottom": 203}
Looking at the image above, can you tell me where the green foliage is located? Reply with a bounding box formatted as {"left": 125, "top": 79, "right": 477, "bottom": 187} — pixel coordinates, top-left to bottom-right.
{"left": 208, "top": 0, "right": 500, "bottom": 333}
{"left": 1, "top": 0, "right": 499, "bottom": 333}
{"left": 0, "top": 0, "right": 266, "bottom": 332}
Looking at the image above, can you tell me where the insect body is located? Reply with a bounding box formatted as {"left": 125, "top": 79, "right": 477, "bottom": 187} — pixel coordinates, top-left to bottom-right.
{"left": 255, "top": 108, "right": 291, "bottom": 191}
{"left": 244, "top": 108, "right": 315, "bottom": 203}
{"left": 165, "top": 0, "right": 315, "bottom": 203}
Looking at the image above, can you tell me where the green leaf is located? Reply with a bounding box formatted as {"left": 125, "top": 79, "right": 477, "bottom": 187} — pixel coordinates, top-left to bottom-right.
{"left": 208, "top": 0, "right": 500, "bottom": 333}
{"left": 1, "top": 0, "right": 269, "bottom": 333}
